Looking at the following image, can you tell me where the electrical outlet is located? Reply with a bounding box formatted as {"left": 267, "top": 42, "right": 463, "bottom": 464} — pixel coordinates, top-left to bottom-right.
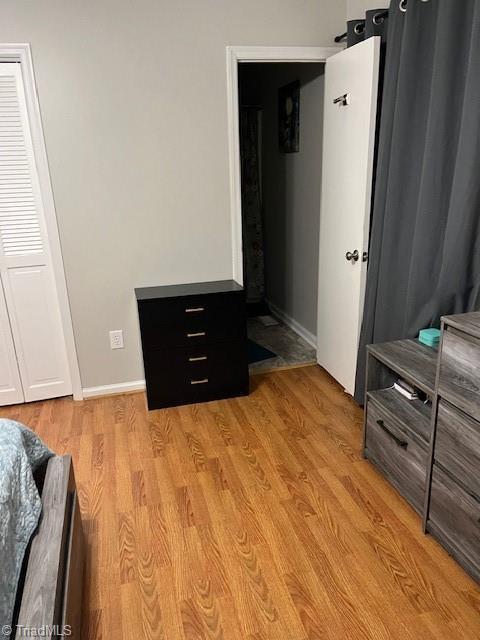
{"left": 109, "top": 330, "right": 124, "bottom": 350}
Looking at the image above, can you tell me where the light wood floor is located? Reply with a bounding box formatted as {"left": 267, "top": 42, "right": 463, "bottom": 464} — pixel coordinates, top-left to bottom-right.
{"left": 5, "top": 365, "right": 480, "bottom": 639}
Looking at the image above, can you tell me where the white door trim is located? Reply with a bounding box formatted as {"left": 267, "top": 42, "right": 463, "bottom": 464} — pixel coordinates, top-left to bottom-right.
{"left": 0, "top": 43, "right": 83, "bottom": 400}
{"left": 226, "top": 45, "right": 342, "bottom": 285}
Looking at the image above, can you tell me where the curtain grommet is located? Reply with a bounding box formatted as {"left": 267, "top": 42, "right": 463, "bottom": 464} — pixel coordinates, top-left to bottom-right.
{"left": 354, "top": 22, "right": 365, "bottom": 35}
{"left": 373, "top": 12, "right": 385, "bottom": 25}
{"left": 399, "top": 0, "right": 407, "bottom": 12}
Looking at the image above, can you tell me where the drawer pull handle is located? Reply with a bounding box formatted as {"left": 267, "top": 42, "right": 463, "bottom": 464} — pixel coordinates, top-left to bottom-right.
{"left": 185, "top": 307, "right": 205, "bottom": 313}
{"left": 376, "top": 419, "right": 408, "bottom": 449}
{"left": 189, "top": 356, "right": 207, "bottom": 362}
{"left": 187, "top": 331, "right": 206, "bottom": 338}
{"left": 191, "top": 378, "right": 208, "bottom": 385}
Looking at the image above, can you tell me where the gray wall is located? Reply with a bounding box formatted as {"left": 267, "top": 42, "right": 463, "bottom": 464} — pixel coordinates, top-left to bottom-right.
{"left": 347, "top": 0, "right": 389, "bottom": 20}
{"left": 240, "top": 63, "right": 325, "bottom": 337}
{"left": 2, "top": 1, "right": 346, "bottom": 389}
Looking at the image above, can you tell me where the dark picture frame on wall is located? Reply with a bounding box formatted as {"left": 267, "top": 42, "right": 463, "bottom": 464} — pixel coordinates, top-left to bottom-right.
{"left": 278, "top": 80, "right": 300, "bottom": 153}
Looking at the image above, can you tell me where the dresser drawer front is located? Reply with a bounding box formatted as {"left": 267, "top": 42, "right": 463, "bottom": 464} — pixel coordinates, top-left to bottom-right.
{"left": 139, "top": 292, "right": 244, "bottom": 329}
{"left": 435, "top": 400, "right": 480, "bottom": 497}
{"left": 144, "top": 342, "right": 249, "bottom": 409}
{"left": 140, "top": 319, "right": 245, "bottom": 349}
{"left": 138, "top": 293, "right": 245, "bottom": 348}
{"left": 438, "top": 328, "right": 480, "bottom": 421}
{"left": 429, "top": 465, "right": 480, "bottom": 576}
{"left": 365, "top": 399, "right": 427, "bottom": 513}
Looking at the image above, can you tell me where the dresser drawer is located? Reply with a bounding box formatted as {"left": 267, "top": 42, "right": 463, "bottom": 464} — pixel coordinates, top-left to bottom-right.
{"left": 428, "top": 465, "right": 480, "bottom": 580}
{"left": 138, "top": 293, "right": 245, "bottom": 348}
{"left": 365, "top": 398, "right": 428, "bottom": 513}
{"left": 140, "top": 307, "right": 246, "bottom": 352}
{"left": 438, "top": 327, "right": 480, "bottom": 421}
{"left": 143, "top": 342, "right": 249, "bottom": 409}
{"left": 140, "top": 319, "right": 245, "bottom": 349}
{"left": 138, "top": 291, "right": 244, "bottom": 328}
{"left": 435, "top": 400, "right": 480, "bottom": 497}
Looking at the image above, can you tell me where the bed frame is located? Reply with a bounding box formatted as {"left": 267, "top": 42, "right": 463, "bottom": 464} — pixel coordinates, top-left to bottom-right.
{"left": 13, "top": 455, "right": 85, "bottom": 639}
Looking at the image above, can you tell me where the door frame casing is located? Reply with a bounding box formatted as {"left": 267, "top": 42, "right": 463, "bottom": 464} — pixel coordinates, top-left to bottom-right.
{"left": 0, "top": 43, "right": 83, "bottom": 400}
{"left": 226, "top": 45, "right": 342, "bottom": 286}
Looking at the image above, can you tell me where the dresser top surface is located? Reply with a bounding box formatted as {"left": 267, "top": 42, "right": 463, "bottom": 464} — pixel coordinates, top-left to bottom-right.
{"left": 135, "top": 279, "right": 243, "bottom": 301}
{"left": 442, "top": 311, "right": 480, "bottom": 339}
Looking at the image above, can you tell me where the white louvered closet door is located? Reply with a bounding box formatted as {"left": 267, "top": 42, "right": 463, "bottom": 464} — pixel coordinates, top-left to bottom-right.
{"left": 0, "top": 277, "right": 23, "bottom": 404}
{"left": 0, "top": 62, "right": 72, "bottom": 403}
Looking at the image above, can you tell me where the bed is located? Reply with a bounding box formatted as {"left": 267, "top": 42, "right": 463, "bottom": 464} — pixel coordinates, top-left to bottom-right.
{"left": 1, "top": 422, "right": 85, "bottom": 639}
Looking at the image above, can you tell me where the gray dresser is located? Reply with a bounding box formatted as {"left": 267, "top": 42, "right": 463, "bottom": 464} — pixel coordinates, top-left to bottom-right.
{"left": 425, "top": 312, "right": 480, "bottom": 583}
{"left": 364, "top": 311, "right": 480, "bottom": 584}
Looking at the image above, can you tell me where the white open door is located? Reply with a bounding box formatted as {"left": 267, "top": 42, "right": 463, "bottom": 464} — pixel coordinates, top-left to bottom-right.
{"left": 317, "top": 37, "right": 380, "bottom": 395}
{"left": 0, "top": 62, "right": 72, "bottom": 403}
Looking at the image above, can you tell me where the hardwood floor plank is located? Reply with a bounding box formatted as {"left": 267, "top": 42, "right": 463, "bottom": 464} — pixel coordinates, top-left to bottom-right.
{"left": 193, "top": 577, "right": 225, "bottom": 640}
{"left": 284, "top": 571, "right": 330, "bottom": 640}
{"left": 211, "top": 519, "right": 265, "bottom": 638}
{"left": 157, "top": 565, "right": 187, "bottom": 640}
{"left": 281, "top": 498, "right": 375, "bottom": 640}
{"left": 118, "top": 511, "right": 137, "bottom": 584}
{"left": 180, "top": 597, "right": 207, "bottom": 640}
{"left": 137, "top": 549, "right": 164, "bottom": 639}
{"left": 120, "top": 581, "right": 143, "bottom": 640}
{"left": 147, "top": 503, "right": 172, "bottom": 567}
{"left": 196, "top": 523, "right": 230, "bottom": 598}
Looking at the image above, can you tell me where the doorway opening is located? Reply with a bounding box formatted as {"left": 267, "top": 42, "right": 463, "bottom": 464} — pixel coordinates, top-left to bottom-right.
{"left": 238, "top": 61, "right": 324, "bottom": 373}
{"left": 227, "top": 43, "right": 380, "bottom": 393}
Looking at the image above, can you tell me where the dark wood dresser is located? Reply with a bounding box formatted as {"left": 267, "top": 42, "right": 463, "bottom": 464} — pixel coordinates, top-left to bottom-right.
{"left": 135, "top": 280, "right": 249, "bottom": 410}
{"left": 364, "top": 311, "right": 480, "bottom": 584}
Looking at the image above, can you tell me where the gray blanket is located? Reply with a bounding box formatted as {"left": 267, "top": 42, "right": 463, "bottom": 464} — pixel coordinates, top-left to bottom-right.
{"left": 0, "top": 420, "right": 53, "bottom": 635}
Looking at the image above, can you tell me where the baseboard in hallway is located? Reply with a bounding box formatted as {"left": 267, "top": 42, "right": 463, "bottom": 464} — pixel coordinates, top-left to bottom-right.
{"left": 266, "top": 299, "right": 317, "bottom": 349}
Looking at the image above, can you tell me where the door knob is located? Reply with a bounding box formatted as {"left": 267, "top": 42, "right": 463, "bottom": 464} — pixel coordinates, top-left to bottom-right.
{"left": 345, "top": 250, "right": 359, "bottom": 262}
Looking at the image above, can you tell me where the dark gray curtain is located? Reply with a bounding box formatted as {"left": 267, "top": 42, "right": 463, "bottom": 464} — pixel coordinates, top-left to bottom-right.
{"left": 347, "top": 8, "right": 389, "bottom": 47}
{"left": 240, "top": 107, "right": 265, "bottom": 304}
{"left": 355, "top": 0, "right": 480, "bottom": 403}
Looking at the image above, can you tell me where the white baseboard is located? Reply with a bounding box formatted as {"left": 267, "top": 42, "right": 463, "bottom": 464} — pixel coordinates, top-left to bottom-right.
{"left": 82, "top": 379, "right": 146, "bottom": 399}
{"left": 265, "top": 300, "right": 317, "bottom": 349}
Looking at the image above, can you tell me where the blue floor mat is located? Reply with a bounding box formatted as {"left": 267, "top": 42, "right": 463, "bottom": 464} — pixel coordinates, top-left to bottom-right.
{"left": 248, "top": 339, "right": 277, "bottom": 364}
